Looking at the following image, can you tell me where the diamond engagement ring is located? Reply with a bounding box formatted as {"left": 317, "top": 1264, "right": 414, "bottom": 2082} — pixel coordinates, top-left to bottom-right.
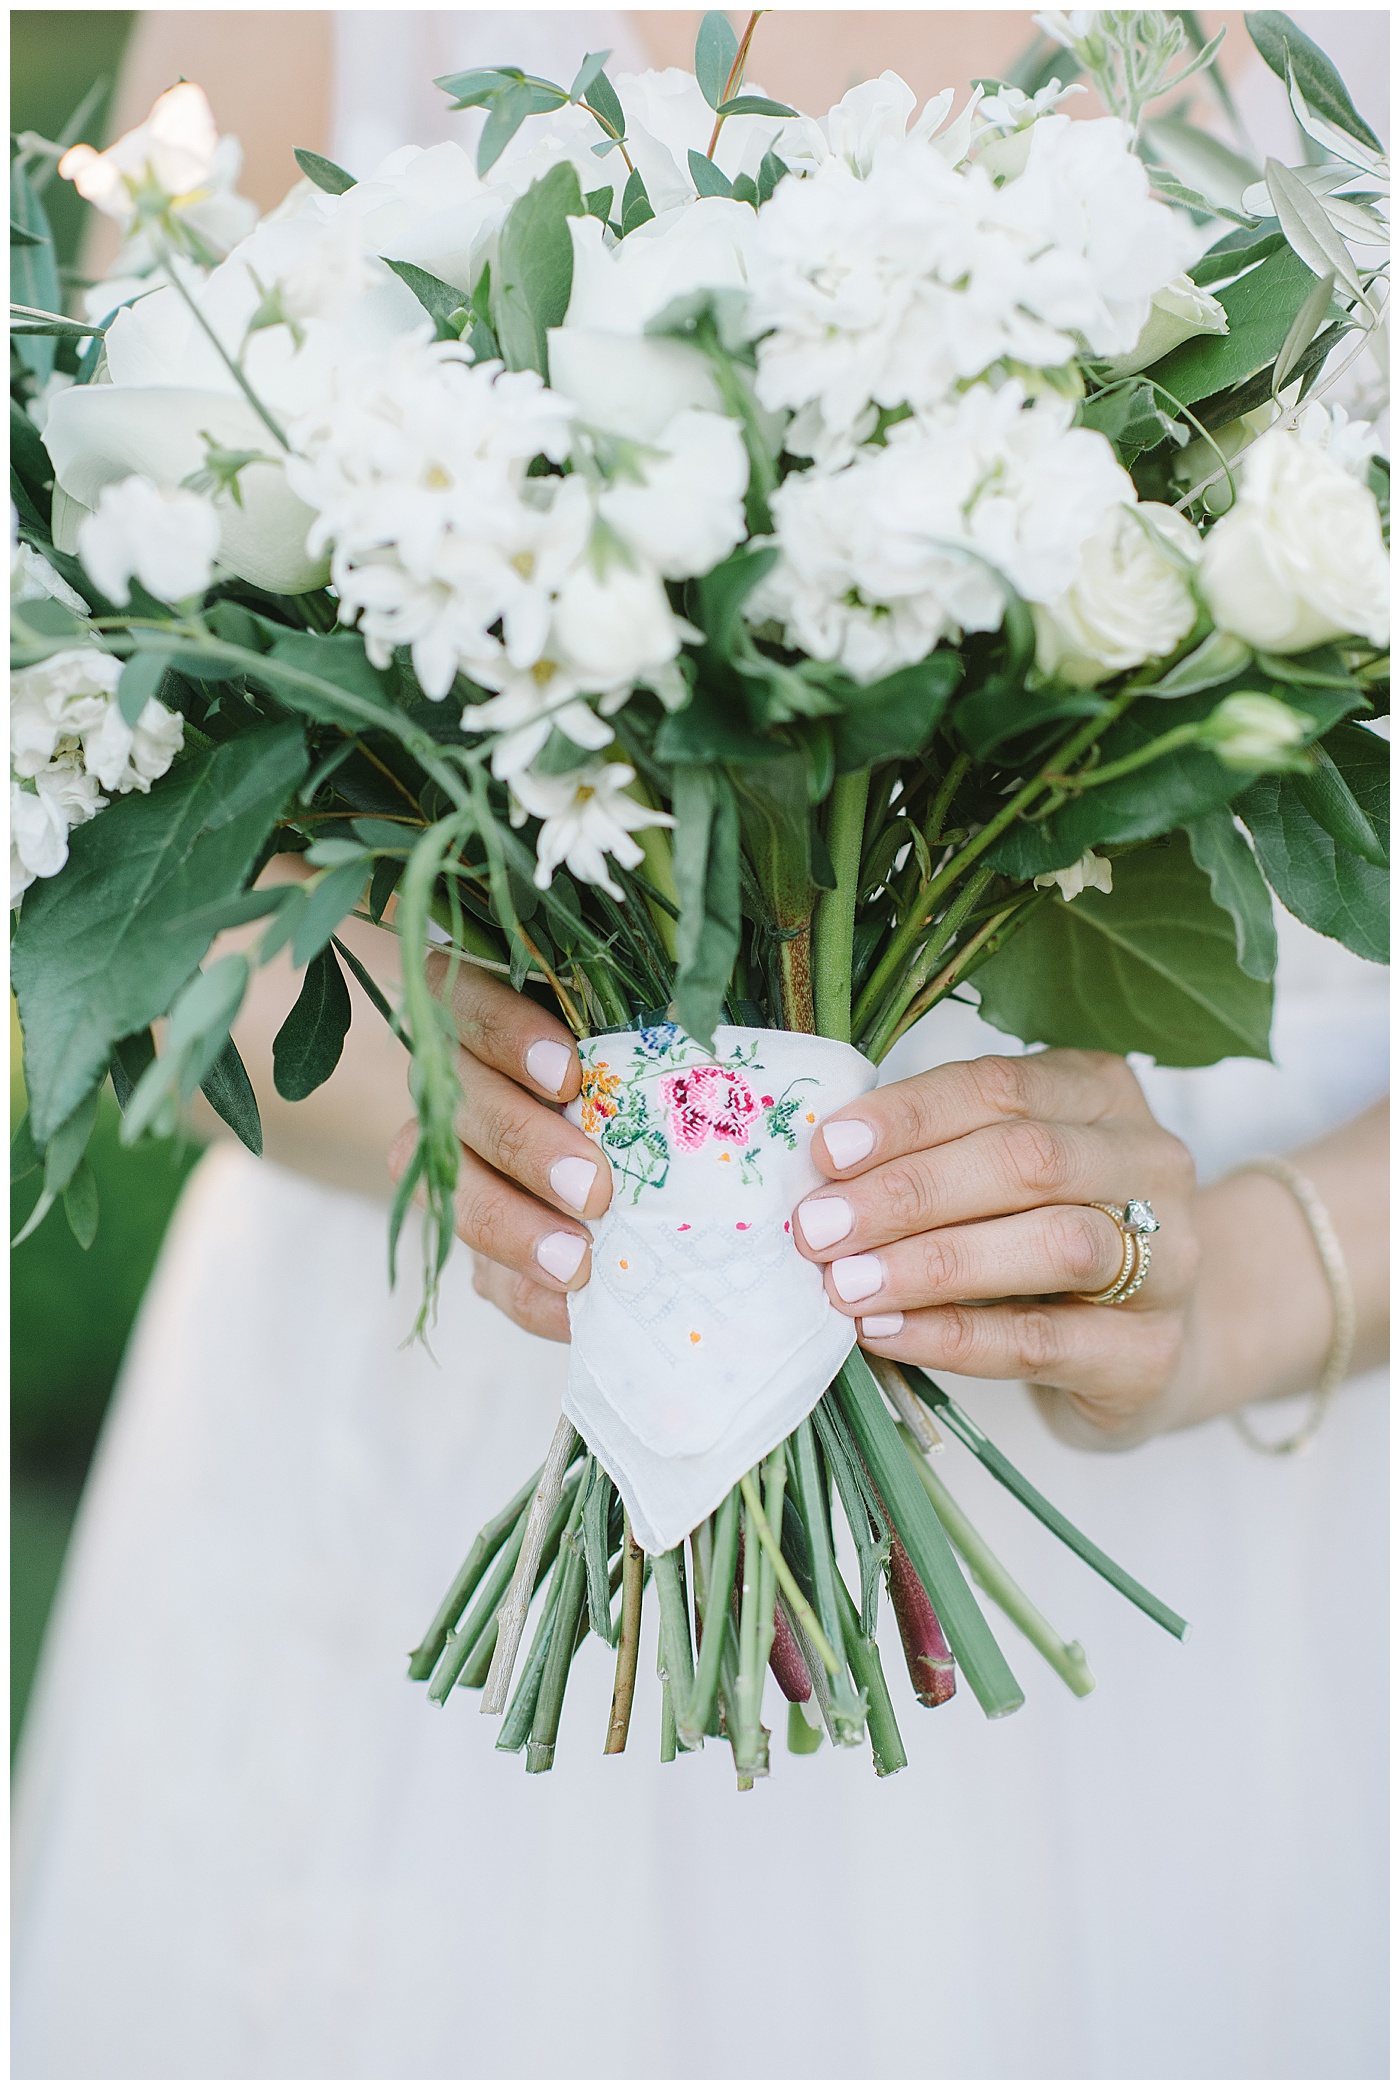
{"left": 1079, "top": 1200, "right": 1160, "bottom": 1306}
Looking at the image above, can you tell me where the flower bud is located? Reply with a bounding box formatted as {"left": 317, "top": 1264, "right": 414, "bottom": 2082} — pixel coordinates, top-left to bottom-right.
{"left": 1202, "top": 693, "right": 1310, "bottom": 771}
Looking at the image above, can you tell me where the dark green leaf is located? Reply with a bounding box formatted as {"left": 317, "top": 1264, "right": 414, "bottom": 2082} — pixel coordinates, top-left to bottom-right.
{"left": 62, "top": 1157, "right": 99, "bottom": 1250}
{"left": 43, "top": 1086, "right": 101, "bottom": 1198}
{"left": 493, "top": 162, "right": 584, "bottom": 376}
{"left": 1079, "top": 379, "right": 1179, "bottom": 463}
{"left": 11, "top": 722, "right": 307, "bottom": 1144}
{"left": 695, "top": 10, "right": 739, "bottom": 109}
{"left": 122, "top": 953, "right": 251, "bottom": 1143}
{"left": 10, "top": 218, "right": 47, "bottom": 247}
{"left": 1320, "top": 720, "right": 1388, "bottom": 852}
{"left": 671, "top": 769, "right": 741, "bottom": 1048}
{"left": 1185, "top": 808, "right": 1278, "bottom": 979}
{"left": 757, "top": 151, "right": 788, "bottom": 205}
{"left": 730, "top": 173, "right": 758, "bottom": 208}
{"left": 273, "top": 943, "right": 353, "bottom": 1100}
{"left": 732, "top": 751, "right": 814, "bottom": 932}
{"left": 293, "top": 147, "right": 357, "bottom": 195}
{"left": 689, "top": 544, "right": 779, "bottom": 657}
{"left": 1238, "top": 766, "right": 1388, "bottom": 962}
{"left": 584, "top": 184, "right": 613, "bottom": 223}
{"left": 619, "top": 165, "right": 655, "bottom": 234}
{"left": 687, "top": 149, "right": 733, "bottom": 199}
{"left": 1145, "top": 243, "right": 1318, "bottom": 408}
{"left": 655, "top": 681, "right": 781, "bottom": 764}
{"left": 11, "top": 158, "right": 59, "bottom": 380}
{"left": 954, "top": 677, "right": 1104, "bottom": 763}
{"left": 382, "top": 257, "right": 467, "bottom": 339}
{"left": 976, "top": 833, "right": 1274, "bottom": 1064}
{"left": 199, "top": 1035, "right": 264, "bottom": 1153}
{"left": 245, "top": 628, "right": 397, "bottom": 729}
{"left": 164, "top": 885, "right": 298, "bottom": 941}
{"left": 1190, "top": 221, "right": 1287, "bottom": 287}
{"left": 10, "top": 1112, "right": 41, "bottom": 1184}
{"left": 716, "top": 95, "right": 798, "bottom": 118}
{"left": 108, "top": 1028, "right": 156, "bottom": 1111}
{"left": 833, "top": 654, "right": 963, "bottom": 769}
{"left": 117, "top": 650, "right": 168, "bottom": 728}
{"left": 583, "top": 67, "right": 626, "bottom": 139}
{"left": 1295, "top": 741, "right": 1387, "bottom": 867}
{"left": 1245, "top": 12, "right": 1383, "bottom": 153}
{"left": 368, "top": 855, "right": 401, "bottom": 923}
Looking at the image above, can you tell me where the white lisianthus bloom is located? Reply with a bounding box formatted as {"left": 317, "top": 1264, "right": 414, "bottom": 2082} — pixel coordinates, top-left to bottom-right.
{"left": 1200, "top": 427, "right": 1389, "bottom": 652}
{"left": 1033, "top": 502, "right": 1202, "bottom": 687}
{"left": 753, "top": 385, "right": 1133, "bottom": 681}
{"left": 513, "top": 760, "right": 675, "bottom": 900}
{"left": 1033, "top": 850, "right": 1113, "bottom": 901}
{"left": 595, "top": 408, "right": 750, "bottom": 578}
{"left": 1202, "top": 693, "right": 1311, "bottom": 769}
{"left": 1101, "top": 274, "right": 1229, "bottom": 380}
{"left": 77, "top": 475, "right": 220, "bottom": 606}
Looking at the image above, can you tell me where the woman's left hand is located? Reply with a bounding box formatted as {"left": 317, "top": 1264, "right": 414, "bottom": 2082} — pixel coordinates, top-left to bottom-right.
{"left": 793, "top": 1049, "right": 1201, "bottom": 1444}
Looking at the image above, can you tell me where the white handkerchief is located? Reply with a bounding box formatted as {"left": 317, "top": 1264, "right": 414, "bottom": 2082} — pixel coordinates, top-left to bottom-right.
{"left": 564, "top": 1024, "right": 877, "bottom": 1553}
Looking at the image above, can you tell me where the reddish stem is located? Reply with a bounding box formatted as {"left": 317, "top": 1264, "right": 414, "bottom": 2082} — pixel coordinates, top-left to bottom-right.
{"left": 888, "top": 1536, "right": 956, "bottom": 1708}
{"left": 735, "top": 1535, "right": 813, "bottom": 1701}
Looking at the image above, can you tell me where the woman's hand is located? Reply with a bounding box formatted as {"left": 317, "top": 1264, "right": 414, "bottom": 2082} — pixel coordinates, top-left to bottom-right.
{"left": 387, "top": 957, "right": 609, "bottom": 1344}
{"left": 793, "top": 1049, "right": 1204, "bottom": 1445}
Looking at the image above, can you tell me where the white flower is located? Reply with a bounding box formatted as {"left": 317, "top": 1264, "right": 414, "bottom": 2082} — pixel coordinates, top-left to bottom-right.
{"left": 595, "top": 408, "right": 749, "bottom": 579}
{"left": 1200, "top": 427, "right": 1389, "bottom": 652}
{"left": 513, "top": 759, "right": 675, "bottom": 900}
{"left": 753, "top": 385, "right": 1134, "bottom": 681}
{"left": 1101, "top": 273, "right": 1229, "bottom": 380}
{"left": 59, "top": 83, "right": 256, "bottom": 282}
{"left": 968, "top": 79, "right": 1086, "bottom": 180}
{"left": 77, "top": 475, "right": 220, "bottom": 606}
{"left": 1202, "top": 693, "right": 1310, "bottom": 769}
{"left": 550, "top": 557, "right": 688, "bottom": 697}
{"left": 9, "top": 649, "right": 122, "bottom": 777}
{"left": 81, "top": 695, "right": 186, "bottom": 795}
{"left": 1294, "top": 400, "right": 1379, "bottom": 478}
{"left": 1034, "top": 850, "right": 1113, "bottom": 901}
{"left": 1033, "top": 501, "right": 1202, "bottom": 687}
{"left": 777, "top": 73, "right": 972, "bottom": 180}
{"left": 10, "top": 511, "right": 88, "bottom": 617}
{"left": 12, "top": 773, "right": 80, "bottom": 903}
{"left": 612, "top": 68, "right": 790, "bottom": 208}
{"left": 25, "top": 372, "right": 74, "bottom": 437}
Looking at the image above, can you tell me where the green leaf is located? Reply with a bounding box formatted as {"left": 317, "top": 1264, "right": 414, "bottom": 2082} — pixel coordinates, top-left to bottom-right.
{"left": 953, "top": 677, "right": 1105, "bottom": 764}
{"left": 122, "top": 954, "right": 251, "bottom": 1142}
{"left": 477, "top": 78, "right": 562, "bottom": 176}
{"left": 716, "top": 94, "right": 798, "bottom": 118}
{"left": 568, "top": 49, "right": 610, "bottom": 104}
{"left": 832, "top": 654, "right": 963, "bottom": 769}
{"left": 10, "top": 218, "right": 47, "bottom": 247}
{"left": 1145, "top": 243, "right": 1318, "bottom": 408}
{"left": 61, "top": 1155, "right": 100, "bottom": 1250}
{"left": 1237, "top": 765, "right": 1388, "bottom": 962}
{"left": 584, "top": 184, "right": 613, "bottom": 223}
{"left": 976, "top": 833, "right": 1274, "bottom": 1065}
{"left": 757, "top": 151, "right": 788, "bottom": 204}
{"left": 117, "top": 650, "right": 168, "bottom": 728}
{"left": 1264, "top": 159, "right": 1370, "bottom": 310}
{"left": 689, "top": 544, "right": 778, "bottom": 656}
{"left": 435, "top": 66, "right": 518, "bottom": 108}
{"left": 382, "top": 257, "right": 468, "bottom": 340}
{"left": 9, "top": 300, "right": 98, "bottom": 339}
{"left": 583, "top": 67, "right": 626, "bottom": 140}
{"left": 293, "top": 147, "right": 357, "bottom": 195}
{"left": 1080, "top": 379, "right": 1179, "bottom": 463}
{"left": 1245, "top": 12, "right": 1383, "bottom": 153}
{"left": 273, "top": 943, "right": 353, "bottom": 1100}
{"left": 43, "top": 1086, "right": 101, "bottom": 1199}
{"left": 11, "top": 158, "right": 59, "bottom": 380}
{"left": 655, "top": 680, "right": 781, "bottom": 765}
{"left": 11, "top": 722, "right": 307, "bottom": 1145}
{"left": 695, "top": 10, "right": 739, "bottom": 109}
{"left": 1185, "top": 808, "right": 1278, "bottom": 980}
{"left": 687, "top": 149, "right": 733, "bottom": 199}
{"left": 671, "top": 769, "right": 741, "bottom": 1049}
{"left": 108, "top": 1028, "right": 156, "bottom": 1111}
{"left": 1190, "top": 221, "right": 1287, "bottom": 288}
{"left": 619, "top": 165, "right": 655, "bottom": 235}
{"left": 249, "top": 629, "right": 396, "bottom": 729}
{"left": 1294, "top": 739, "right": 1386, "bottom": 868}
{"left": 199, "top": 1035, "right": 264, "bottom": 1154}
{"left": 10, "top": 1113, "right": 41, "bottom": 1184}
{"left": 286, "top": 860, "right": 368, "bottom": 968}
{"left": 493, "top": 162, "right": 584, "bottom": 376}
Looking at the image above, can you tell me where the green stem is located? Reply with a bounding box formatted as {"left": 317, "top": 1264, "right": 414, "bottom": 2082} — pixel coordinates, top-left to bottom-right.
{"left": 1054, "top": 723, "right": 1205, "bottom": 791}
{"left": 897, "top": 1425, "right": 1097, "bottom": 1699}
{"left": 526, "top": 1528, "right": 589, "bottom": 1772}
{"left": 832, "top": 1568, "right": 907, "bottom": 1777}
{"left": 651, "top": 1546, "right": 698, "bottom": 1746}
{"left": 791, "top": 1417, "right": 866, "bottom": 1743}
{"left": 604, "top": 1518, "right": 645, "bottom": 1754}
{"left": 738, "top": 1468, "right": 840, "bottom": 1677}
{"left": 453, "top": 1477, "right": 579, "bottom": 1692}
{"left": 858, "top": 863, "right": 994, "bottom": 1057}
{"left": 734, "top": 1482, "right": 768, "bottom": 1778}
{"left": 408, "top": 1463, "right": 542, "bottom": 1679}
{"left": 481, "top": 1415, "right": 580, "bottom": 1713}
{"left": 867, "top": 897, "right": 1027, "bottom": 1064}
{"left": 679, "top": 1488, "right": 740, "bottom": 1748}
{"left": 923, "top": 751, "right": 970, "bottom": 847}
{"left": 812, "top": 766, "right": 870, "bottom": 1042}
{"left": 157, "top": 238, "right": 290, "bottom": 449}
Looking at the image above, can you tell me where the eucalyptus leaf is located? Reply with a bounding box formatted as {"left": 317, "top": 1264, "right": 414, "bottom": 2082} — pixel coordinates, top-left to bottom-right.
{"left": 493, "top": 162, "right": 584, "bottom": 375}
{"left": 11, "top": 721, "right": 307, "bottom": 1144}
{"left": 619, "top": 165, "right": 655, "bottom": 234}
{"left": 61, "top": 1156, "right": 100, "bottom": 1250}
{"left": 695, "top": 10, "right": 739, "bottom": 109}
{"left": 290, "top": 859, "right": 369, "bottom": 967}
{"left": 382, "top": 257, "right": 469, "bottom": 338}
{"left": 687, "top": 149, "right": 733, "bottom": 199}
{"left": 274, "top": 943, "right": 354, "bottom": 1100}
{"left": 122, "top": 954, "right": 251, "bottom": 1143}
{"left": 716, "top": 95, "right": 799, "bottom": 118}
{"left": 293, "top": 148, "right": 357, "bottom": 196}
{"left": 977, "top": 834, "right": 1273, "bottom": 1065}
{"left": 1185, "top": 808, "right": 1278, "bottom": 980}
{"left": 117, "top": 649, "right": 169, "bottom": 728}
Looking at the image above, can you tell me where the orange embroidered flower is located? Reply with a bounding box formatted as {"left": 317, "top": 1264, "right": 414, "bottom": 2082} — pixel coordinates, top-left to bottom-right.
{"left": 578, "top": 1061, "right": 623, "bottom": 1135}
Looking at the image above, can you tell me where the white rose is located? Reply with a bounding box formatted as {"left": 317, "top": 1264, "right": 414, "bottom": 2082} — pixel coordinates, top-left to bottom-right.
{"left": 1101, "top": 273, "right": 1229, "bottom": 380}
{"left": 596, "top": 408, "right": 749, "bottom": 580}
{"left": 1033, "top": 501, "right": 1202, "bottom": 686}
{"left": 1200, "top": 428, "right": 1389, "bottom": 652}
{"left": 77, "top": 475, "right": 220, "bottom": 606}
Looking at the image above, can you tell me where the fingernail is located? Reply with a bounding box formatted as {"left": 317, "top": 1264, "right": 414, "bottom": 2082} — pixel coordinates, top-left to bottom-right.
{"left": 798, "top": 1195, "right": 854, "bottom": 1251}
{"left": 536, "top": 1231, "right": 587, "bottom": 1284}
{"left": 823, "top": 1119, "right": 874, "bottom": 1170}
{"left": 525, "top": 1039, "right": 572, "bottom": 1096}
{"left": 549, "top": 1156, "right": 598, "bottom": 1214}
{"left": 832, "top": 1253, "right": 884, "bottom": 1303}
{"left": 861, "top": 1312, "right": 905, "bottom": 1339}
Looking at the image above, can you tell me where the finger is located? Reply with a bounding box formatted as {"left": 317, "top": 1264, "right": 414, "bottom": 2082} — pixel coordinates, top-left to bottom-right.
{"left": 427, "top": 951, "right": 581, "bottom": 1103}
{"left": 816, "top": 1203, "right": 1128, "bottom": 1315}
{"left": 454, "top": 1050, "right": 612, "bottom": 1220}
{"left": 389, "top": 1124, "right": 593, "bottom": 1293}
{"left": 797, "top": 1115, "right": 1187, "bottom": 1256}
{"left": 471, "top": 1253, "right": 571, "bottom": 1344}
{"left": 811, "top": 1050, "right": 1150, "bottom": 1180}
{"left": 854, "top": 1299, "right": 1183, "bottom": 1424}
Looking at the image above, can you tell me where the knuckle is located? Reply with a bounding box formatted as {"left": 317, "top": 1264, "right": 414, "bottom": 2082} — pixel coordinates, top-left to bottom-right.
{"left": 1003, "top": 1117, "right": 1069, "bottom": 1197}
{"left": 476, "top": 1094, "right": 533, "bottom": 1183}
{"left": 1159, "top": 1130, "right": 1197, "bottom": 1194}
{"left": 919, "top": 1229, "right": 964, "bottom": 1296}
{"left": 933, "top": 1303, "right": 982, "bottom": 1368}
{"left": 455, "top": 1179, "right": 514, "bottom": 1259}
{"left": 971, "top": 1055, "right": 1030, "bottom": 1120}
{"left": 1013, "top": 1306, "right": 1063, "bottom": 1377}
{"left": 879, "top": 1159, "right": 929, "bottom": 1234}
{"left": 1052, "top": 1207, "right": 1110, "bottom": 1284}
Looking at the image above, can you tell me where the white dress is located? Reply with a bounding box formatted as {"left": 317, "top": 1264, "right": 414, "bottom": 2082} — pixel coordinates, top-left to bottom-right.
{"left": 12, "top": 908, "right": 1387, "bottom": 2080}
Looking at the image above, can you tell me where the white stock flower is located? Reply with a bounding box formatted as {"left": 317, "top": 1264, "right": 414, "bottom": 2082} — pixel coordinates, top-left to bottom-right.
{"left": 1101, "top": 273, "right": 1229, "bottom": 380}
{"left": 77, "top": 475, "right": 220, "bottom": 605}
{"left": 777, "top": 73, "right": 972, "bottom": 179}
{"left": 1034, "top": 850, "right": 1113, "bottom": 901}
{"left": 969, "top": 79, "right": 1086, "bottom": 180}
{"left": 1033, "top": 501, "right": 1202, "bottom": 686}
{"left": 753, "top": 385, "right": 1133, "bottom": 681}
{"left": 1203, "top": 693, "right": 1310, "bottom": 769}
{"left": 1200, "top": 427, "right": 1389, "bottom": 652}
{"left": 12, "top": 773, "right": 82, "bottom": 903}
{"left": 513, "top": 759, "right": 675, "bottom": 900}
{"left": 1294, "top": 400, "right": 1380, "bottom": 478}
{"left": 595, "top": 408, "right": 749, "bottom": 578}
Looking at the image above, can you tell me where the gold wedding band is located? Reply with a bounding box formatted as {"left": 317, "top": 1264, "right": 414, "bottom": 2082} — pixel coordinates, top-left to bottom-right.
{"left": 1078, "top": 1200, "right": 1159, "bottom": 1306}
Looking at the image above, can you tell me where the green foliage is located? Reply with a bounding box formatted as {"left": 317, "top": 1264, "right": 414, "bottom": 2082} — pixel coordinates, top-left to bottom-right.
{"left": 10, "top": 158, "right": 60, "bottom": 381}
{"left": 11, "top": 724, "right": 307, "bottom": 1146}
{"left": 976, "top": 833, "right": 1274, "bottom": 1065}
{"left": 831, "top": 654, "right": 964, "bottom": 769}
{"left": 492, "top": 163, "right": 585, "bottom": 377}
{"left": 294, "top": 147, "right": 357, "bottom": 196}
{"left": 1237, "top": 735, "right": 1389, "bottom": 963}
{"left": 1145, "top": 243, "right": 1320, "bottom": 408}
{"left": 1245, "top": 11, "right": 1384, "bottom": 152}
{"left": 695, "top": 12, "right": 739, "bottom": 109}
{"left": 671, "top": 769, "right": 742, "bottom": 1048}
{"left": 199, "top": 1037, "right": 264, "bottom": 1155}
{"left": 273, "top": 944, "right": 354, "bottom": 1100}
{"left": 382, "top": 257, "right": 469, "bottom": 339}
{"left": 1185, "top": 808, "right": 1278, "bottom": 981}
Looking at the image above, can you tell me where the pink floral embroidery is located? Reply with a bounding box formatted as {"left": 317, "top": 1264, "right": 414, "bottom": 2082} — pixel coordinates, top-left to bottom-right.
{"left": 661, "top": 1065, "right": 760, "bottom": 1151}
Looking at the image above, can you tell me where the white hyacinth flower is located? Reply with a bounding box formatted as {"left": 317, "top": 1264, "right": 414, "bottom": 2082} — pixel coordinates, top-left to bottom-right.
{"left": 1034, "top": 851, "right": 1114, "bottom": 902}
{"left": 513, "top": 761, "right": 675, "bottom": 901}
{"left": 77, "top": 476, "right": 220, "bottom": 607}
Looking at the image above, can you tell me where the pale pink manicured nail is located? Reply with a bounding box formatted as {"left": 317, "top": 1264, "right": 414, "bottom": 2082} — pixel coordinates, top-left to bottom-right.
{"left": 798, "top": 1195, "right": 854, "bottom": 1250}
{"left": 536, "top": 1231, "right": 587, "bottom": 1283}
{"left": 525, "top": 1039, "right": 572, "bottom": 1096}
{"left": 823, "top": 1119, "right": 874, "bottom": 1170}
{"left": 832, "top": 1253, "right": 884, "bottom": 1303}
{"left": 549, "top": 1156, "right": 598, "bottom": 1213}
{"left": 861, "top": 1312, "right": 905, "bottom": 1339}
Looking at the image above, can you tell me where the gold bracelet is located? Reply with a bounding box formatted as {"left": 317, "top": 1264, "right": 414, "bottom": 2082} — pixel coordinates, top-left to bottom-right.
{"left": 1229, "top": 1155, "right": 1356, "bottom": 1456}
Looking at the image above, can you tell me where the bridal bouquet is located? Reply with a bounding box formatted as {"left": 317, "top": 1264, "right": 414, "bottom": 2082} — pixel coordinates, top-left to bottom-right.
{"left": 11, "top": 11, "right": 1389, "bottom": 1780}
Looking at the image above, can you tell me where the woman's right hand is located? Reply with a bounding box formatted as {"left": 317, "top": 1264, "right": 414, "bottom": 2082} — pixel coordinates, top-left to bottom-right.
{"left": 387, "top": 957, "right": 609, "bottom": 1342}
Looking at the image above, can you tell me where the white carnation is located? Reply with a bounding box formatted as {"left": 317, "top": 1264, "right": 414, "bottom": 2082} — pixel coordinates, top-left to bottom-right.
{"left": 1033, "top": 501, "right": 1202, "bottom": 687}
{"left": 1200, "top": 427, "right": 1389, "bottom": 652}
{"left": 77, "top": 475, "right": 220, "bottom": 606}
